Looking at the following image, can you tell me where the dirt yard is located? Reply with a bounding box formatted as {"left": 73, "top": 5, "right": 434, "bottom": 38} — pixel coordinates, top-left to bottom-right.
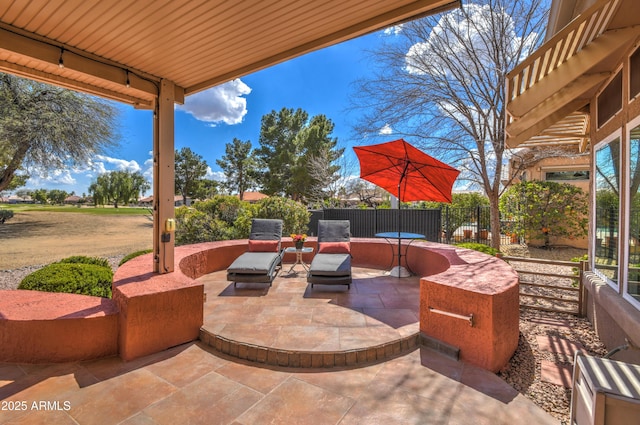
{"left": 0, "top": 210, "right": 153, "bottom": 270}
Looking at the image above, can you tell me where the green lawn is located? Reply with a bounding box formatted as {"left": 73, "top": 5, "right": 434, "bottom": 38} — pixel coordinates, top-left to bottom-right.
{"left": 0, "top": 204, "right": 151, "bottom": 215}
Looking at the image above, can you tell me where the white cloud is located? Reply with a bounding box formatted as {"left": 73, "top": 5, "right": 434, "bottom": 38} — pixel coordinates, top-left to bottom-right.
{"left": 16, "top": 154, "right": 151, "bottom": 195}
{"left": 24, "top": 168, "right": 77, "bottom": 189}
{"left": 138, "top": 154, "right": 154, "bottom": 182}
{"left": 88, "top": 161, "right": 107, "bottom": 175}
{"left": 207, "top": 168, "right": 225, "bottom": 181}
{"left": 384, "top": 25, "right": 404, "bottom": 36}
{"left": 336, "top": 174, "right": 360, "bottom": 189}
{"left": 379, "top": 124, "right": 393, "bottom": 135}
{"left": 93, "top": 155, "right": 142, "bottom": 173}
{"left": 177, "top": 79, "right": 251, "bottom": 125}
{"left": 404, "top": 4, "right": 541, "bottom": 77}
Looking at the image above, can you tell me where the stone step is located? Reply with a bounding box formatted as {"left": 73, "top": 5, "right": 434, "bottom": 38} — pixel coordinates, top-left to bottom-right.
{"left": 199, "top": 328, "right": 420, "bottom": 368}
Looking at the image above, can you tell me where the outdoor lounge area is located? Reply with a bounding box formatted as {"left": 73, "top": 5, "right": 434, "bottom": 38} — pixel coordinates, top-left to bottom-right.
{"left": 0, "top": 238, "right": 519, "bottom": 372}
{"left": 3, "top": 0, "right": 625, "bottom": 423}
{"left": 0, "top": 238, "right": 558, "bottom": 424}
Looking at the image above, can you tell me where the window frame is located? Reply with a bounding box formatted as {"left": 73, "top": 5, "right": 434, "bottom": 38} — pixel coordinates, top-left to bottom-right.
{"left": 624, "top": 115, "right": 640, "bottom": 310}
{"left": 593, "top": 130, "right": 622, "bottom": 291}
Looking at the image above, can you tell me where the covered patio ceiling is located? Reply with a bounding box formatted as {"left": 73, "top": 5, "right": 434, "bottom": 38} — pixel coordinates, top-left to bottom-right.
{"left": 504, "top": 0, "right": 640, "bottom": 152}
{"left": 0, "top": 0, "right": 459, "bottom": 109}
{"left": 0, "top": 0, "right": 460, "bottom": 274}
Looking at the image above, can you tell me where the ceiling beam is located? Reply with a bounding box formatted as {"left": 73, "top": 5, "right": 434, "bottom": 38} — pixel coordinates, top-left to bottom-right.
{"left": 518, "top": 140, "right": 581, "bottom": 148}
{"left": 579, "top": 137, "right": 590, "bottom": 152}
{"left": 539, "top": 132, "right": 589, "bottom": 138}
{"left": 506, "top": 72, "right": 608, "bottom": 136}
{"left": 507, "top": 26, "right": 640, "bottom": 117}
{"left": 506, "top": 98, "right": 589, "bottom": 148}
{"left": 0, "top": 25, "right": 185, "bottom": 105}
{"left": 0, "top": 59, "right": 155, "bottom": 108}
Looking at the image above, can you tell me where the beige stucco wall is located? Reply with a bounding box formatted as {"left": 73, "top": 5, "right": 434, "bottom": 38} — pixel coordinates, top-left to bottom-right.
{"left": 525, "top": 155, "right": 590, "bottom": 193}
{"left": 583, "top": 37, "right": 640, "bottom": 363}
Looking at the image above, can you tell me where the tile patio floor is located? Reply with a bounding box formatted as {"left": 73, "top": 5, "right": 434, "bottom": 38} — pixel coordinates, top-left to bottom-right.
{"left": 200, "top": 268, "right": 422, "bottom": 367}
{"left": 0, "top": 266, "right": 558, "bottom": 424}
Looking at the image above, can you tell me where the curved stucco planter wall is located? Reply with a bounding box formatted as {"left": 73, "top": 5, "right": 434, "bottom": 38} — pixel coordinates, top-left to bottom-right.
{"left": 352, "top": 239, "right": 520, "bottom": 372}
{"left": 0, "top": 238, "right": 519, "bottom": 372}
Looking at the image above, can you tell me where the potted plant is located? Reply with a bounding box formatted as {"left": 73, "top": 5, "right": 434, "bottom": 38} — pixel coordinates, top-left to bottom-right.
{"left": 291, "top": 233, "right": 307, "bottom": 250}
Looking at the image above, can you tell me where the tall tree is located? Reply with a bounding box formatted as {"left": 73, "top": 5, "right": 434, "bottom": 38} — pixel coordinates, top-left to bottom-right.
{"left": 351, "top": 0, "right": 549, "bottom": 248}
{"left": 194, "top": 179, "right": 219, "bottom": 200}
{"left": 291, "top": 114, "right": 344, "bottom": 201}
{"left": 256, "top": 108, "right": 343, "bottom": 201}
{"left": 0, "top": 73, "right": 118, "bottom": 192}
{"left": 47, "top": 189, "right": 69, "bottom": 205}
{"left": 175, "top": 147, "right": 209, "bottom": 204}
{"left": 88, "top": 170, "right": 149, "bottom": 208}
{"left": 216, "top": 138, "right": 257, "bottom": 200}
{"left": 31, "top": 188, "right": 48, "bottom": 204}
{"left": 255, "top": 108, "right": 307, "bottom": 196}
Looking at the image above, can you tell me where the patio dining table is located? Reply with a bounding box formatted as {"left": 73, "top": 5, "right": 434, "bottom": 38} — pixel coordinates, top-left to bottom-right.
{"left": 375, "top": 232, "right": 425, "bottom": 277}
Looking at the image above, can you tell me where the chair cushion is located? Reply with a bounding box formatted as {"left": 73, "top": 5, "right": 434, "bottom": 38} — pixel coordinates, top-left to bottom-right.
{"left": 250, "top": 219, "right": 283, "bottom": 240}
{"left": 248, "top": 239, "right": 279, "bottom": 252}
{"left": 317, "top": 220, "right": 350, "bottom": 243}
{"left": 309, "top": 253, "right": 351, "bottom": 277}
{"left": 227, "top": 252, "right": 281, "bottom": 275}
{"left": 318, "top": 241, "right": 351, "bottom": 254}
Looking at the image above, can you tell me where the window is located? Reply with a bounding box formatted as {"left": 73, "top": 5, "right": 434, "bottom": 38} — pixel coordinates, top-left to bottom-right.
{"left": 544, "top": 170, "right": 590, "bottom": 181}
{"left": 631, "top": 46, "right": 640, "bottom": 100}
{"left": 627, "top": 122, "right": 640, "bottom": 306}
{"left": 597, "top": 71, "right": 622, "bottom": 128}
{"left": 594, "top": 135, "right": 620, "bottom": 288}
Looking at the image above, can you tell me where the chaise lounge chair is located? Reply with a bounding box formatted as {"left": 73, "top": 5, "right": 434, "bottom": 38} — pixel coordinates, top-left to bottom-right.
{"left": 307, "top": 220, "right": 352, "bottom": 289}
{"left": 227, "top": 218, "right": 284, "bottom": 287}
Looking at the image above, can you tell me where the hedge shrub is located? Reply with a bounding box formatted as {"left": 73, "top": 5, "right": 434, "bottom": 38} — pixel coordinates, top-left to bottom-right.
{"left": 56, "top": 255, "right": 110, "bottom": 268}
{"left": 119, "top": 249, "right": 153, "bottom": 266}
{"left": 19, "top": 263, "right": 113, "bottom": 298}
{"left": 0, "top": 209, "right": 14, "bottom": 223}
{"left": 175, "top": 196, "right": 310, "bottom": 244}
{"left": 455, "top": 242, "right": 500, "bottom": 256}
{"left": 253, "top": 196, "right": 310, "bottom": 235}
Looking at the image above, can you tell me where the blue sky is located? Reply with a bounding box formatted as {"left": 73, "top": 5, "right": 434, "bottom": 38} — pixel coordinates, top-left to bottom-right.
{"left": 21, "top": 30, "right": 398, "bottom": 196}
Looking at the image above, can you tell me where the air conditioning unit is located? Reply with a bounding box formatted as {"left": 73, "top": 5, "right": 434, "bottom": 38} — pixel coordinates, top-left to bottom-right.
{"left": 570, "top": 351, "right": 640, "bottom": 424}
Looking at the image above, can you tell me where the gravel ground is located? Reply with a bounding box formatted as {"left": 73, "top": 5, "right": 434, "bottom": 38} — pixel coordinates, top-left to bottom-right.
{"left": 499, "top": 309, "right": 607, "bottom": 425}
{"left": 499, "top": 244, "right": 607, "bottom": 425}
{"left": 0, "top": 243, "right": 606, "bottom": 424}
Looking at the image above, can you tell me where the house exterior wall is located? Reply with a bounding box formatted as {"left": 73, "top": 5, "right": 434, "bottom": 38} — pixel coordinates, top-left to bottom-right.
{"left": 522, "top": 155, "right": 591, "bottom": 193}
{"left": 584, "top": 38, "right": 640, "bottom": 365}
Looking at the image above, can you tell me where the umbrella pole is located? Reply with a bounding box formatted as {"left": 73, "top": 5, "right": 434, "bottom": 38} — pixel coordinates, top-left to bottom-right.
{"left": 398, "top": 183, "right": 402, "bottom": 271}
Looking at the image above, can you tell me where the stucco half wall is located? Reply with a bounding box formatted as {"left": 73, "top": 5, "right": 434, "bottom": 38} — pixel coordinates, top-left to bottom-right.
{"left": 0, "top": 238, "right": 519, "bottom": 370}
{"left": 351, "top": 239, "right": 519, "bottom": 372}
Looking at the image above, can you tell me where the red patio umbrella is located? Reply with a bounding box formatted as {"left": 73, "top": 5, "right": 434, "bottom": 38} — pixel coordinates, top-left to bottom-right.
{"left": 353, "top": 139, "right": 459, "bottom": 276}
{"left": 353, "top": 138, "right": 459, "bottom": 203}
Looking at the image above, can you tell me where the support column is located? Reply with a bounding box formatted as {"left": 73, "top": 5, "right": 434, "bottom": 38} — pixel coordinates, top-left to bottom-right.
{"left": 153, "top": 79, "right": 175, "bottom": 273}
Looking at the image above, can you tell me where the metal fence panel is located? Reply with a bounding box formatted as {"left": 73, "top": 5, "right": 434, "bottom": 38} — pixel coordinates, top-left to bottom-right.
{"left": 322, "top": 209, "right": 377, "bottom": 237}
{"left": 307, "top": 208, "right": 441, "bottom": 241}
{"left": 306, "top": 207, "right": 502, "bottom": 246}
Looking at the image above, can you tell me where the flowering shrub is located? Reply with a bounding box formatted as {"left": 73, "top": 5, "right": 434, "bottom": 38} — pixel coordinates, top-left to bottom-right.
{"left": 290, "top": 233, "right": 307, "bottom": 242}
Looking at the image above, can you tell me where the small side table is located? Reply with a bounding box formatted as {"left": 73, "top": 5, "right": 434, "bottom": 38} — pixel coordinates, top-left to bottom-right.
{"left": 284, "top": 247, "right": 314, "bottom": 273}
